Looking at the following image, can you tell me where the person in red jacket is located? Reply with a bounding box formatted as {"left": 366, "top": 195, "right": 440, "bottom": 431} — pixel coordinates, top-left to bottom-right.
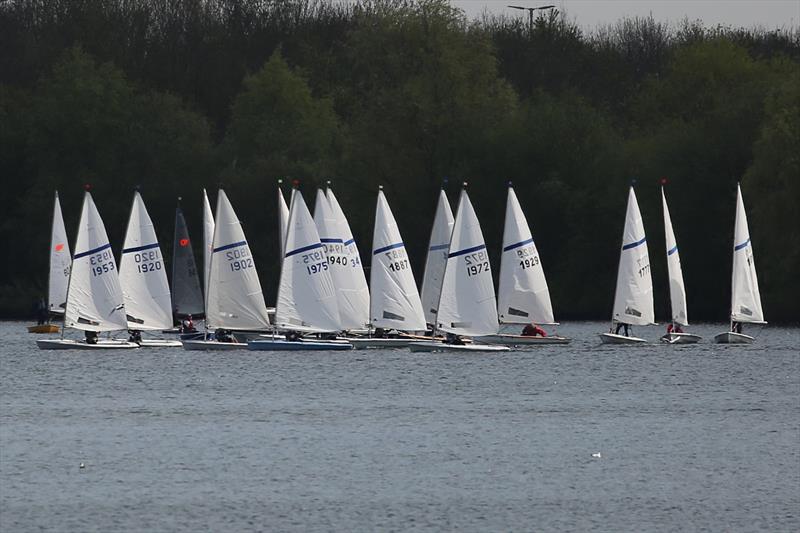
{"left": 521, "top": 323, "right": 546, "bottom": 337}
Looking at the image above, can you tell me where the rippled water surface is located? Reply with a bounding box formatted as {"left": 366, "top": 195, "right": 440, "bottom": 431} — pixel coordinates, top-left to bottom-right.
{"left": 1, "top": 321, "right": 798, "bottom": 532}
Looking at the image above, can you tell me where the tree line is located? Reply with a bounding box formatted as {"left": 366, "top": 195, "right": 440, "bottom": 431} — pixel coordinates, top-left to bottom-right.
{"left": 1, "top": 0, "right": 797, "bottom": 322}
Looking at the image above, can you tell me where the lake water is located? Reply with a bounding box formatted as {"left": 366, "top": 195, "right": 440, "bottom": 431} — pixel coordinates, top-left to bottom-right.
{"left": 1, "top": 321, "right": 798, "bottom": 532}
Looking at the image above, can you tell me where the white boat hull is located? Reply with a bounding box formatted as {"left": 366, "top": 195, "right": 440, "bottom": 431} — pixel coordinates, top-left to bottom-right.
{"left": 341, "top": 337, "right": 433, "bottom": 350}
{"left": 475, "top": 334, "right": 571, "bottom": 346}
{"left": 713, "top": 331, "right": 755, "bottom": 344}
{"left": 599, "top": 333, "right": 647, "bottom": 344}
{"left": 137, "top": 339, "right": 183, "bottom": 348}
{"left": 36, "top": 339, "right": 140, "bottom": 350}
{"left": 408, "top": 341, "right": 510, "bottom": 353}
{"left": 181, "top": 339, "right": 247, "bottom": 351}
{"left": 661, "top": 332, "right": 702, "bottom": 345}
{"left": 248, "top": 339, "right": 353, "bottom": 351}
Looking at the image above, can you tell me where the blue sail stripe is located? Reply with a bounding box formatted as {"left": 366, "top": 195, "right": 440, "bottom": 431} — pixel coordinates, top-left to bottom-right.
{"left": 503, "top": 238, "right": 534, "bottom": 252}
{"left": 428, "top": 244, "right": 449, "bottom": 251}
{"left": 667, "top": 245, "right": 678, "bottom": 256}
{"left": 122, "top": 242, "right": 160, "bottom": 254}
{"left": 449, "top": 244, "right": 487, "bottom": 258}
{"left": 622, "top": 236, "right": 647, "bottom": 251}
{"left": 286, "top": 242, "right": 323, "bottom": 257}
{"left": 343, "top": 238, "right": 356, "bottom": 246}
{"left": 320, "top": 238, "right": 343, "bottom": 244}
{"left": 73, "top": 243, "right": 112, "bottom": 259}
{"left": 213, "top": 241, "right": 247, "bottom": 253}
{"left": 374, "top": 242, "right": 405, "bottom": 255}
{"left": 734, "top": 238, "right": 750, "bottom": 251}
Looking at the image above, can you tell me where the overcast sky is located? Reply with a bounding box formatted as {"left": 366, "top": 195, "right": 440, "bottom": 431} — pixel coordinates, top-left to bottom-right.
{"left": 453, "top": 0, "right": 799, "bottom": 29}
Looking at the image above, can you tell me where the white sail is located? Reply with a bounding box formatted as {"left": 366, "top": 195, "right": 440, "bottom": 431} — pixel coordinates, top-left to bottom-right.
{"left": 420, "top": 190, "right": 454, "bottom": 325}
{"left": 205, "top": 190, "right": 270, "bottom": 330}
{"left": 278, "top": 184, "right": 290, "bottom": 257}
{"left": 326, "top": 187, "right": 371, "bottom": 330}
{"left": 48, "top": 191, "right": 71, "bottom": 314}
{"left": 661, "top": 187, "right": 689, "bottom": 326}
{"left": 497, "top": 185, "right": 555, "bottom": 325}
{"left": 436, "top": 189, "right": 500, "bottom": 336}
{"left": 118, "top": 191, "right": 173, "bottom": 330}
{"left": 611, "top": 187, "right": 655, "bottom": 326}
{"left": 730, "top": 184, "right": 765, "bottom": 324}
{"left": 202, "top": 189, "right": 215, "bottom": 297}
{"left": 275, "top": 189, "right": 341, "bottom": 332}
{"left": 64, "top": 191, "right": 128, "bottom": 332}
{"left": 369, "top": 189, "right": 426, "bottom": 331}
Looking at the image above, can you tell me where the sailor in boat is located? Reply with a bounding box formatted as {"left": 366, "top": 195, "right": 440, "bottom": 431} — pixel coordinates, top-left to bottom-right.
{"left": 666, "top": 323, "right": 683, "bottom": 335}
{"left": 214, "top": 328, "right": 235, "bottom": 343}
{"left": 35, "top": 297, "right": 48, "bottom": 325}
{"left": 128, "top": 330, "right": 143, "bottom": 344}
{"left": 374, "top": 327, "right": 388, "bottom": 338}
{"left": 522, "top": 323, "right": 547, "bottom": 337}
{"left": 85, "top": 331, "right": 99, "bottom": 345}
{"left": 445, "top": 332, "right": 466, "bottom": 346}
{"left": 180, "top": 314, "right": 197, "bottom": 333}
{"left": 614, "top": 322, "right": 630, "bottom": 336}
{"left": 732, "top": 321, "right": 743, "bottom": 334}
{"left": 285, "top": 330, "right": 301, "bottom": 342}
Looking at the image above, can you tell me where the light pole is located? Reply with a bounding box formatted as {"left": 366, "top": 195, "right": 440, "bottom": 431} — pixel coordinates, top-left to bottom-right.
{"left": 507, "top": 4, "right": 556, "bottom": 33}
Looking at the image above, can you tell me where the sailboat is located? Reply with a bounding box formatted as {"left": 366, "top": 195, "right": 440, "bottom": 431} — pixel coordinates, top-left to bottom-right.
{"left": 660, "top": 187, "right": 701, "bottom": 344}
{"left": 29, "top": 192, "right": 71, "bottom": 333}
{"left": 599, "top": 185, "right": 655, "bottom": 344}
{"left": 478, "top": 184, "right": 570, "bottom": 346}
{"left": 420, "top": 188, "right": 454, "bottom": 327}
{"left": 37, "top": 190, "right": 138, "bottom": 350}
{"left": 116, "top": 191, "right": 182, "bottom": 347}
{"left": 410, "top": 185, "right": 510, "bottom": 353}
{"left": 170, "top": 199, "right": 204, "bottom": 322}
{"left": 313, "top": 186, "right": 370, "bottom": 332}
{"left": 183, "top": 189, "right": 272, "bottom": 350}
{"left": 344, "top": 187, "right": 430, "bottom": 349}
{"left": 248, "top": 187, "right": 352, "bottom": 351}
{"left": 714, "top": 184, "right": 766, "bottom": 344}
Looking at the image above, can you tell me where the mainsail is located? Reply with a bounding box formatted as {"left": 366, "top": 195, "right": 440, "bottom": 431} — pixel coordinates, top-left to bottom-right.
{"left": 48, "top": 191, "right": 71, "bottom": 314}
{"left": 611, "top": 186, "right": 655, "bottom": 326}
{"left": 420, "top": 190, "right": 454, "bottom": 325}
{"left": 205, "top": 190, "right": 270, "bottom": 330}
{"left": 497, "top": 184, "right": 555, "bottom": 325}
{"left": 369, "top": 189, "right": 426, "bottom": 331}
{"left": 202, "top": 189, "right": 215, "bottom": 298}
{"left": 661, "top": 187, "right": 688, "bottom": 326}
{"left": 278, "top": 184, "right": 290, "bottom": 258}
{"left": 275, "top": 189, "right": 341, "bottom": 332}
{"left": 119, "top": 191, "right": 174, "bottom": 330}
{"left": 64, "top": 191, "right": 128, "bottom": 332}
{"left": 730, "top": 184, "right": 765, "bottom": 324}
{"left": 436, "top": 188, "right": 500, "bottom": 336}
{"left": 171, "top": 201, "right": 204, "bottom": 318}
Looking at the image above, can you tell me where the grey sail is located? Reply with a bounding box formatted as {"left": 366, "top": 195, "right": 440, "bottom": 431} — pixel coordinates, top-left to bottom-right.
{"left": 171, "top": 205, "right": 204, "bottom": 318}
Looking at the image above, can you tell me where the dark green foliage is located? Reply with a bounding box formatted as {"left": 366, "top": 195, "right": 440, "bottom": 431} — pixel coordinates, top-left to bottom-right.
{"left": 0, "top": 0, "right": 797, "bottom": 322}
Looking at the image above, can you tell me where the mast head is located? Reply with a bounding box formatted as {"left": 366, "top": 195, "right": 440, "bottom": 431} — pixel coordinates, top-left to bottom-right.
{"left": 660, "top": 177, "right": 668, "bottom": 186}
{"left": 277, "top": 178, "right": 283, "bottom": 185}
{"left": 326, "top": 179, "right": 331, "bottom": 188}
{"left": 462, "top": 181, "right": 468, "bottom": 189}
{"left": 630, "top": 178, "right": 637, "bottom": 188}
{"left": 83, "top": 183, "right": 91, "bottom": 191}
{"left": 442, "top": 177, "right": 449, "bottom": 189}
{"left": 378, "top": 185, "right": 384, "bottom": 191}
{"left": 291, "top": 179, "right": 300, "bottom": 189}
{"left": 507, "top": 180, "right": 513, "bottom": 188}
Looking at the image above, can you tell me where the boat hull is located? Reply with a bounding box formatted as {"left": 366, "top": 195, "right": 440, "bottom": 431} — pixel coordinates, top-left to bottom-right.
{"left": 137, "top": 339, "right": 183, "bottom": 348}
{"left": 248, "top": 339, "right": 353, "bottom": 351}
{"left": 28, "top": 324, "right": 60, "bottom": 334}
{"left": 661, "top": 332, "right": 702, "bottom": 344}
{"left": 36, "top": 339, "right": 139, "bottom": 350}
{"left": 408, "top": 341, "right": 510, "bottom": 353}
{"left": 341, "top": 337, "right": 431, "bottom": 350}
{"left": 475, "top": 334, "right": 571, "bottom": 346}
{"left": 599, "top": 333, "right": 647, "bottom": 344}
{"left": 181, "top": 339, "right": 247, "bottom": 351}
{"left": 713, "top": 331, "right": 755, "bottom": 344}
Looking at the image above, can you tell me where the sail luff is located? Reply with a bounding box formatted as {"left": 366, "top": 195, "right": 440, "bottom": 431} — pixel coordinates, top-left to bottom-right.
{"left": 420, "top": 190, "right": 454, "bottom": 326}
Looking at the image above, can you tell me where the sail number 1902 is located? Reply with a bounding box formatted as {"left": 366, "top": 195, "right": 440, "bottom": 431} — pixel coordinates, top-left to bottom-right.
{"left": 227, "top": 247, "right": 253, "bottom": 272}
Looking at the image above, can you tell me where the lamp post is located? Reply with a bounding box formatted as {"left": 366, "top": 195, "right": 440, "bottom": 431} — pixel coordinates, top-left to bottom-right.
{"left": 507, "top": 4, "right": 556, "bottom": 33}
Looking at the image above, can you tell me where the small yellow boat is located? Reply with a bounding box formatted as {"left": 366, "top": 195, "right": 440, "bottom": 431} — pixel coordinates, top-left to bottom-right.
{"left": 28, "top": 324, "right": 60, "bottom": 334}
